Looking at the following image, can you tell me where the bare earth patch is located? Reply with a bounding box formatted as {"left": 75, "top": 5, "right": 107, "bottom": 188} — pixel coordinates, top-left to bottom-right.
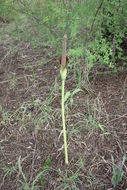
{"left": 0, "top": 41, "right": 127, "bottom": 190}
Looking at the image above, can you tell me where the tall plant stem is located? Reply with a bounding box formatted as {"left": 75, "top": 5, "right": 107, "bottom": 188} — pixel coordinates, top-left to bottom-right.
{"left": 61, "top": 78, "right": 68, "bottom": 165}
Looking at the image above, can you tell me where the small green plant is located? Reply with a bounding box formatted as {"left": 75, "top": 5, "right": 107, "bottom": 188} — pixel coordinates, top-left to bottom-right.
{"left": 87, "top": 99, "right": 110, "bottom": 135}
{"left": 64, "top": 88, "right": 82, "bottom": 109}
{"left": 0, "top": 102, "right": 10, "bottom": 126}
{"left": 11, "top": 98, "right": 53, "bottom": 132}
{"left": 18, "top": 156, "right": 51, "bottom": 190}
{"left": 39, "top": 158, "right": 52, "bottom": 188}
{"left": 97, "top": 122, "right": 111, "bottom": 136}
{"left": 68, "top": 125, "right": 82, "bottom": 140}
{"left": 111, "top": 154, "right": 126, "bottom": 188}
{"left": 57, "top": 162, "right": 83, "bottom": 190}
{"left": 30, "top": 66, "right": 37, "bottom": 81}
{"left": 1, "top": 165, "right": 16, "bottom": 187}
{"left": 1, "top": 111, "right": 10, "bottom": 126}
{"left": 9, "top": 73, "right": 17, "bottom": 90}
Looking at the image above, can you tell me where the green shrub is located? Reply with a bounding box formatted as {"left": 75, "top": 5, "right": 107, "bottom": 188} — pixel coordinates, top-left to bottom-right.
{"left": 2, "top": 0, "right": 127, "bottom": 71}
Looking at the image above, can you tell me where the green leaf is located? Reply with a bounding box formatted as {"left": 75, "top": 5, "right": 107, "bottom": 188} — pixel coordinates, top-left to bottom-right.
{"left": 72, "top": 88, "right": 82, "bottom": 96}
{"left": 45, "top": 158, "right": 51, "bottom": 167}
{"left": 64, "top": 91, "right": 71, "bottom": 103}
{"left": 32, "top": 170, "right": 49, "bottom": 189}
{"left": 98, "top": 123, "right": 104, "bottom": 132}
{"left": 40, "top": 174, "right": 45, "bottom": 187}
{"left": 102, "top": 132, "right": 111, "bottom": 136}
{"left": 111, "top": 154, "right": 126, "bottom": 187}
{"left": 88, "top": 62, "right": 94, "bottom": 69}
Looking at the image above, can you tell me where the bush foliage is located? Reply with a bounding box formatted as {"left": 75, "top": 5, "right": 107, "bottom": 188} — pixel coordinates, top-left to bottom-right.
{"left": 0, "top": 0, "right": 127, "bottom": 70}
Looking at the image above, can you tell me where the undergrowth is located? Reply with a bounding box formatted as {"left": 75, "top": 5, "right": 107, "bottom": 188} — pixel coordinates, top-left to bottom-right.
{"left": 0, "top": 0, "right": 127, "bottom": 73}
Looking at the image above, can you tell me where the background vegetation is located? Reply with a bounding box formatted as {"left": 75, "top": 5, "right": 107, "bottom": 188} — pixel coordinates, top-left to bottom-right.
{"left": 0, "top": 0, "right": 127, "bottom": 70}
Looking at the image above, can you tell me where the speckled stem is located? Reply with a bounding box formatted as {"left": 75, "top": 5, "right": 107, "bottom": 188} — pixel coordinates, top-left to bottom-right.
{"left": 60, "top": 34, "right": 68, "bottom": 165}
{"left": 61, "top": 34, "right": 67, "bottom": 69}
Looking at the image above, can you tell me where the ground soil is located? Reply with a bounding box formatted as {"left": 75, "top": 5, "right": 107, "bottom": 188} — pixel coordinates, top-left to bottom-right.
{"left": 0, "top": 38, "right": 127, "bottom": 190}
